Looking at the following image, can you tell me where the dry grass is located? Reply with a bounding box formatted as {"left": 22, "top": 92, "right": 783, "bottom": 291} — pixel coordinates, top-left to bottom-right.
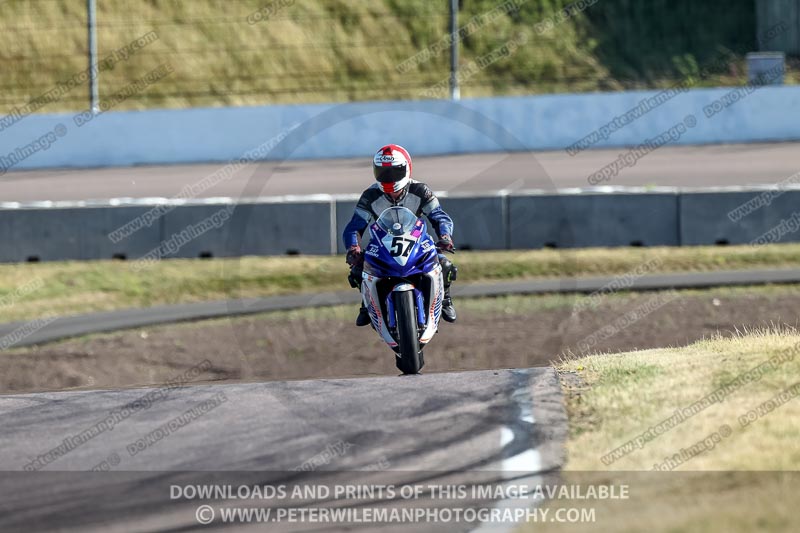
{"left": 3, "top": 243, "right": 800, "bottom": 322}
{"left": 0, "top": 0, "right": 597, "bottom": 110}
{"left": 558, "top": 329, "right": 800, "bottom": 470}
{"left": 0, "top": 0, "right": 768, "bottom": 111}
{"left": 526, "top": 330, "right": 800, "bottom": 533}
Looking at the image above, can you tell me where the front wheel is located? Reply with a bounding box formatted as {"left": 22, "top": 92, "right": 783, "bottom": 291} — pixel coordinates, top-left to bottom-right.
{"left": 393, "top": 290, "right": 422, "bottom": 374}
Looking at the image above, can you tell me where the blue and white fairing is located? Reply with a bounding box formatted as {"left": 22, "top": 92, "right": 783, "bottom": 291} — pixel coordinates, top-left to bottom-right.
{"left": 361, "top": 207, "right": 444, "bottom": 349}
{"left": 364, "top": 207, "right": 439, "bottom": 277}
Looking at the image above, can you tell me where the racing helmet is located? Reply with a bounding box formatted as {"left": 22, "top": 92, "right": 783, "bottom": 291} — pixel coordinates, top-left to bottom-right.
{"left": 373, "top": 144, "right": 412, "bottom": 198}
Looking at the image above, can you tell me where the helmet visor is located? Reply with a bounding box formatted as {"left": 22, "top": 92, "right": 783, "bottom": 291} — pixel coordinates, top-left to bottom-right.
{"left": 373, "top": 164, "right": 408, "bottom": 183}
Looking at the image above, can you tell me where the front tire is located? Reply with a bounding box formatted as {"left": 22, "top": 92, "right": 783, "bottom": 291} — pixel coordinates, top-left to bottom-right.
{"left": 393, "top": 290, "right": 422, "bottom": 374}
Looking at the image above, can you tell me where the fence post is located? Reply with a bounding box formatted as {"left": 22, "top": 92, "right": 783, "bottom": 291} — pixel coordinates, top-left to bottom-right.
{"left": 87, "top": 0, "right": 100, "bottom": 113}
{"left": 449, "top": 0, "right": 460, "bottom": 100}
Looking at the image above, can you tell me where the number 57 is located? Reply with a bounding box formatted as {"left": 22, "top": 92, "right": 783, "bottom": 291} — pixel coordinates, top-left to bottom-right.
{"left": 390, "top": 237, "right": 415, "bottom": 257}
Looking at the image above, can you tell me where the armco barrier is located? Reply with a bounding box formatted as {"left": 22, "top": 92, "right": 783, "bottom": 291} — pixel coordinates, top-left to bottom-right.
{"left": 508, "top": 191, "right": 679, "bottom": 249}
{"left": 679, "top": 189, "right": 800, "bottom": 245}
{"left": 4, "top": 187, "right": 800, "bottom": 263}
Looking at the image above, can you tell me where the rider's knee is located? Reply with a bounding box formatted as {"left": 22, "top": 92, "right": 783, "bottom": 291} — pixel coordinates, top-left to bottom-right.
{"left": 347, "top": 267, "right": 362, "bottom": 289}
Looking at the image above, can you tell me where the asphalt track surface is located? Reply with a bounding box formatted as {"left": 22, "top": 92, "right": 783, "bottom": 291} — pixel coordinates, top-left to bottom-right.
{"left": 1, "top": 268, "right": 798, "bottom": 349}
{"left": 0, "top": 368, "right": 566, "bottom": 532}
{"left": 2, "top": 142, "right": 799, "bottom": 202}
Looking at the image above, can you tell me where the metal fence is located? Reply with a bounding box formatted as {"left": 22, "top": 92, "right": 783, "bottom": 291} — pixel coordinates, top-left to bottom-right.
{"left": 0, "top": 0, "right": 774, "bottom": 114}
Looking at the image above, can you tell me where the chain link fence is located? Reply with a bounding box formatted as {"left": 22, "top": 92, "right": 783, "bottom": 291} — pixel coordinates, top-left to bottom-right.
{"left": 0, "top": 0, "right": 782, "bottom": 113}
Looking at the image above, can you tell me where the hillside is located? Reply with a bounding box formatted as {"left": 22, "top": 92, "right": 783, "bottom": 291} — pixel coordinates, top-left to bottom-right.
{"left": 0, "top": 0, "right": 766, "bottom": 113}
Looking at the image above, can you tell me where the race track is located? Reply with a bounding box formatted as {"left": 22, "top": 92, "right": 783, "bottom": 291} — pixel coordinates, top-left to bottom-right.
{"left": 0, "top": 368, "right": 566, "bottom": 532}
{"left": 2, "top": 142, "right": 799, "bottom": 202}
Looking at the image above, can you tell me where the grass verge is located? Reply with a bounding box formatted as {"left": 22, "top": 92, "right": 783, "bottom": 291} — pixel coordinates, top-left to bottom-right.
{"left": 529, "top": 330, "right": 800, "bottom": 532}
{"left": 2, "top": 244, "right": 800, "bottom": 322}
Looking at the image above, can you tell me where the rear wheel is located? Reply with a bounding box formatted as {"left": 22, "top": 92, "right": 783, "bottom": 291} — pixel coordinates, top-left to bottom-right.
{"left": 393, "top": 290, "right": 422, "bottom": 374}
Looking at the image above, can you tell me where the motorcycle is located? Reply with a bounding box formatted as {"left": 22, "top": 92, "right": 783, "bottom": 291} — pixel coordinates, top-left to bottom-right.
{"left": 360, "top": 206, "right": 445, "bottom": 374}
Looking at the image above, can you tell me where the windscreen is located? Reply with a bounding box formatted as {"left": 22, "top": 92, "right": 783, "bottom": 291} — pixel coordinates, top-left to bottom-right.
{"left": 376, "top": 207, "right": 418, "bottom": 237}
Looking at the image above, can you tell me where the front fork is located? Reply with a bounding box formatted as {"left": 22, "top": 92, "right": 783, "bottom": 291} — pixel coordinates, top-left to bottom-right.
{"left": 361, "top": 266, "right": 442, "bottom": 348}
{"left": 386, "top": 289, "right": 426, "bottom": 329}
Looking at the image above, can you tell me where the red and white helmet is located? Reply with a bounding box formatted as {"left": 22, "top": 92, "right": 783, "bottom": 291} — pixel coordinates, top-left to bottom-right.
{"left": 373, "top": 144, "right": 412, "bottom": 194}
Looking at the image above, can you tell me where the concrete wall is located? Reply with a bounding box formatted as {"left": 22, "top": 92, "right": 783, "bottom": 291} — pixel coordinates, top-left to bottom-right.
{"left": 3, "top": 85, "right": 800, "bottom": 171}
{"left": 160, "top": 201, "right": 334, "bottom": 258}
{"left": 508, "top": 192, "right": 680, "bottom": 249}
{"left": 680, "top": 189, "right": 800, "bottom": 245}
{"left": 0, "top": 200, "right": 334, "bottom": 263}
{"left": 1, "top": 188, "right": 796, "bottom": 263}
{"left": 0, "top": 206, "right": 161, "bottom": 262}
{"left": 335, "top": 193, "right": 508, "bottom": 254}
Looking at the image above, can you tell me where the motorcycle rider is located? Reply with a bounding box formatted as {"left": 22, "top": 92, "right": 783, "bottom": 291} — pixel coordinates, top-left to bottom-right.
{"left": 343, "top": 144, "right": 458, "bottom": 326}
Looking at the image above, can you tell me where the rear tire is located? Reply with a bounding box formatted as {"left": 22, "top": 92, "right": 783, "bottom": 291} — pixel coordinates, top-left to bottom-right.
{"left": 393, "top": 290, "right": 422, "bottom": 374}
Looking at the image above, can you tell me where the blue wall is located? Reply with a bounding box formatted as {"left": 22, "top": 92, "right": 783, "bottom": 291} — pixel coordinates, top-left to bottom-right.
{"left": 2, "top": 86, "right": 800, "bottom": 170}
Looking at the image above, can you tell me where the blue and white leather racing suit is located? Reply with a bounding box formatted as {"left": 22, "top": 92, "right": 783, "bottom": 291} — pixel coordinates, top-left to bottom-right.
{"left": 342, "top": 180, "right": 458, "bottom": 302}
{"left": 342, "top": 180, "right": 453, "bottom": 248}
